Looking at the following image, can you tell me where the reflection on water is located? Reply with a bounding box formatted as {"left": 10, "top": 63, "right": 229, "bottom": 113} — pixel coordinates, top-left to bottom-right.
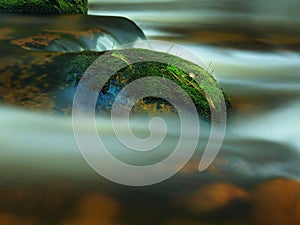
{"left": 1, "top": 0, "right": 300, "bottom": 224}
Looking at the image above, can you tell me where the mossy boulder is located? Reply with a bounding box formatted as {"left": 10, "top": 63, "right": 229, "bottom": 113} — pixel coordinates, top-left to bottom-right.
{"left": 0, "top": 48, "right": 231, "bottom": 121}
{"left": 0, "top": 0, "right": 88, "bottom": 14}
{"left": 76, "top": 48, "right": 232, "bottom": 121}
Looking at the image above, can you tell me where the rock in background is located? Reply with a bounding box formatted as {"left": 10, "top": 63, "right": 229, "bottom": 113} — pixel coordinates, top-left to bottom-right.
{"left": 0, "top": 0, "right": 88, "bottom": 14}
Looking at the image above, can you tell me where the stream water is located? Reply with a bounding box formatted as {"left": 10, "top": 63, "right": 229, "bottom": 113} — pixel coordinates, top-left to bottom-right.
{"left": 1, "top": 0, "right": 300, "bottom": 225}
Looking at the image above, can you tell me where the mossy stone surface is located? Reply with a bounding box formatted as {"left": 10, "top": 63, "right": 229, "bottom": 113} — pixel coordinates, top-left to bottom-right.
{"left": 0, "top": 0, "right": 88, "bottom": 14}
{"left": 0, "top": 49, "right": 231, "bottom": 120}
{"left": 81, "top": 48, "right": 232, "bottom": 121}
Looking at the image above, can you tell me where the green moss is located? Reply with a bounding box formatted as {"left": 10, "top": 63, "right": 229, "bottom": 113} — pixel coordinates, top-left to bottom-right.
{"left": 70, "top": 49, "right": 232, "bottom": 121}
{"left": 63, "top": 51, "right": 101, "bottom": 85}
{"left": 0, "top": 0, "right": 88, "bottom": 14}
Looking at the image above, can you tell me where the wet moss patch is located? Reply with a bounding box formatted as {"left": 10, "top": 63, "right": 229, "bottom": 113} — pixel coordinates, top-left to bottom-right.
{"left": 69, "top": 49, "right": 232, "bottom": 121}
{"left": 0, "top": 0, "right": 88, "bottom": 14}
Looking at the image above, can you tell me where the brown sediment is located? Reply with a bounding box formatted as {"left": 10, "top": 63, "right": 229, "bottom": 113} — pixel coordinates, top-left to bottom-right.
{"left": 0, "top": 28, "right": 15, "bottom": 41}
{"left": 10, "top": 34, "right": 61, "bottom": 50}
{"left": 0, "top": 51, "right": 61, "bottom": 112}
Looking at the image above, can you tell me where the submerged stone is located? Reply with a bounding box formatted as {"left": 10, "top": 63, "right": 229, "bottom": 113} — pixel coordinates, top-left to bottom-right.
{"left": 60, "top": 193, "right": 121, "bottom": 225}
{"left": 252, "top": 178, "right": 300, "bottom": 225}
{"left": 0, "top": 0, "right": 88, "bottom": 14}
{"left": 186, "top": 182, "right": 250, "bottom": 214}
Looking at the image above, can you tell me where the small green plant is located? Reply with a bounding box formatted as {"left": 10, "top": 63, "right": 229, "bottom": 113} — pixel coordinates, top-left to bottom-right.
{"left": 112, "top": 50, "right": 133, "bottom": 70}
{"left": 207, "top": 61, "right": 215, "bottom": 74}
{"left": 166, "top": 64, "right": 202, "bottom": 93}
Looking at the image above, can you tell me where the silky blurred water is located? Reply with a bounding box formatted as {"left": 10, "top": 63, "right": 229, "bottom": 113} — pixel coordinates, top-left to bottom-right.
{"left": 89, "top": 0, "right": 300, "bottom": 180}
{"left": 1, "top": 1, "right": 300, "bottom": 224}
